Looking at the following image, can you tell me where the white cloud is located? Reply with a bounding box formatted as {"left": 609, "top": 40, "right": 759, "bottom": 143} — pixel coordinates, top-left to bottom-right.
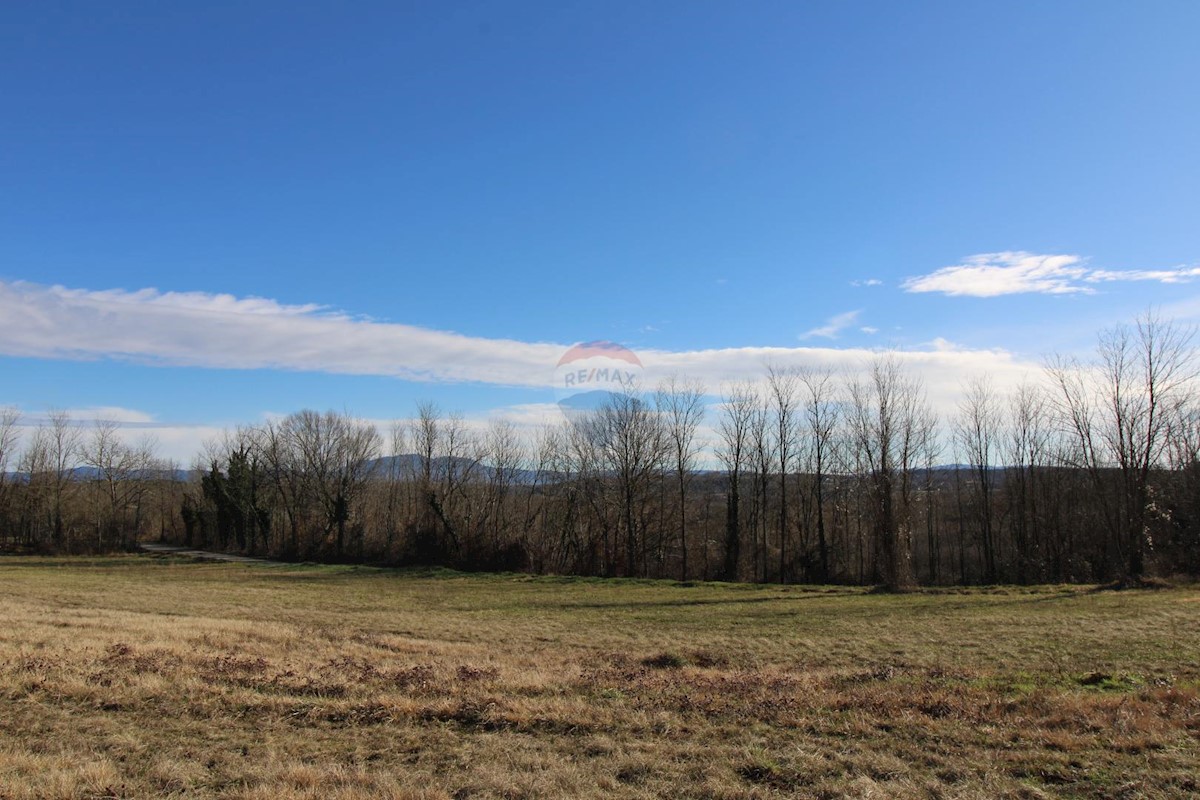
{"left": 140, "top": 425, "right": 230, "bottom": 466}
{"left": 4, "top": 281, "right": 1013, "bottom": 398}
{"left": 800, "top": 310, "right": 861, "bottom": 340}
{"left": 59, "top": 406, "right": 156, "bottom": 425}
{"left": 902, "top": 252, "right": 1091, "bottom": 297}
{"left": 1086, "top": 267, "right": 1200, "bottom": 284}
{"left": 928, "top": 337, "right": 963, "bottom": 352}
{"left": 851, "top": 279, "right": 883, "bottom": 287}
{"left": 0, "top": 279, "right": 1053, "bottom": 448}
{"left": 903, "top": 252, "right": 1200, "bottom": 297}
{"left": 0, "top": 280, "right": 564, "bottom": 387}
{"left": 9, "top": 406, "right": 157, "bottom": 429}
{"left": 859, "top": 326, "right": 879, "bottom": 335}
{"left": 7, "top": 410, "right": 225, "bottom": 466}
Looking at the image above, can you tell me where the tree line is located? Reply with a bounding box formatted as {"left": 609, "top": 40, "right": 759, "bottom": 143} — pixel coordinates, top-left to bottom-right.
{"left": 2, "top": 314, "right": 1198, "bottom": 588}
{"left": 0, "top": 411, "right": 180, "bottom": 554}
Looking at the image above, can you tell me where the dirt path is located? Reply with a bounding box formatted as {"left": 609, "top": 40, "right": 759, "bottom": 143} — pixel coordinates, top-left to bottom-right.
{"left": 138, "top": 542, "right": 282, "bottom": 565}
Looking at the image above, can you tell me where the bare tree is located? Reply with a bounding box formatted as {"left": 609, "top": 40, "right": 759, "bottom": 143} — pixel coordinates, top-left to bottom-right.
{"left": 0, "top": 408, "right": 20, "bottom": 548}
{"left": 45, "top": 410, "right": 83, "bottom": 548}
{"left": 1005, "top": 381, "right": 1050, "bottom": 581}
{"left": 82, "top": 422, "right": 122, "bottom": 529}
{"left": 286, "top": 410, "right": 381, "bottom": 559}
{"left": 566, "top": 413, "right": 615, "bottom": 574}
{"left": 408, "top": 401, "right": 460, "bottom": 560}
{"left": 846, "top": 356, "right": 932, "bottom": 591}
{"left": 917, "top": 397, "right": 943, "bottom": 583}
{"left": 260, "top": 417, "right": 311, "bottom": 556}
{"left": 478, "top": 418, "right": 526, "bottom": 563}
{"left": 955, "top": 376, "right": 1002, "bottom": 582}
{"left": 799, "top": 367, "right": 839, "bottom": 582}
{"left": 18, "top": 427, "right": 51, "bottom": 548}
{"left": 522, "top": 424, "right": 563, "bottom": 572}
{"left": 656, "top": 376, "right": 706, "bottom": 581}
{"left": 585, "top": 389, "right": 667, "bottom": 576}
{"left": 0, "top": 408, "right": 18, "bottom": 475}
{"left": 438, "top": 411, "right": 480, "bottom": 545}
{"left": 1048, "top": 313, "right": 1195, "bottom": 581}
{"left": 716, "top": 382, "right": 757, "bottom": 581}
{"left": 748, "top": 395, "right": 774, "bottom": 581}
{"left": 378, "top": 421, "right": 409, "bottom": 558}
{"left": 1166, "top": 389, "right": 1200, "bottom": 575}
{"left": 413, "top": 401, "right": 440, "bottom": 487}
{"left": 767, "top": 366, "right": 799, "bottom": 583}
{"left": 80, "top": 420, "right": 152, "bottom": 551}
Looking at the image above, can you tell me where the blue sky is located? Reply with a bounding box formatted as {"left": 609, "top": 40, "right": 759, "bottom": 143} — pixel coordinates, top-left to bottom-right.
{"left": 2, "top": 1, "right": 1199, "bottom": 461}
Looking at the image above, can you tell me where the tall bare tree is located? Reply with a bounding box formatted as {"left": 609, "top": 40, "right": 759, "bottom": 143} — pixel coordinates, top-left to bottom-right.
{"left": 0, "top": 408, "right": 20, "bottom": 548}
{"left": 377, "top": 421, "right": 409, "bottom": 558}
{"left": 1005, "top": 381, "right": 1051, "bottom": 581}
{"left": 408, "top": 401, "right": 461, "bottom": 560}
{"left": 286, "top": 410, "right": 381, "bottom": 558}
{"left": 955, "top": 376, "right": 1002, "bottom": 582}
{"left": 846, "top": 356, "right": 933, "bottom": 591}
{"left": 655, "top": 376, "right": 706, "bottom": 580}
{"left": 748, "top": 396, "right": 774, "bottom": 581}
{"left": 259, "top": 417, "right": 313, "bottom": 556}
{"left": 80, "top": 421, "right": 157, "bottom": 550}
{"left": 716, "top": 382, "right": 757, "bottom": 581}
{"left": 767, "top": 366, "right": 799, "bottom": 583}
{"left": 1048, "top": 313, "right": 1195, "bottom": 581}
{"left": 799, "top": 367, "right": 839, "bottom": 582}
{"left": 44, "top": 411, "right": 83, "bottom": 548}
{"left": 478, "top": 419, "right": 526, "bottom": 563}
{"left": 585, "top": 390, "right": 667, "bottom": 576}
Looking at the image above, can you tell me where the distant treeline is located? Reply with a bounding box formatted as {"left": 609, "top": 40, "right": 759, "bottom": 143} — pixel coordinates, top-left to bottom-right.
{"left": 3, "top": 314, "right": 1199, "bottom": 588}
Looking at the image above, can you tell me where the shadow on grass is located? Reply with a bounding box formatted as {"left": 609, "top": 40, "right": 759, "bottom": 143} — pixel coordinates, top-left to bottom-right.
{"left": 0, "top": 556, "right": 152, "bottom": 570}
{"left": 551, "top": 594, "right": 839, "bottom": 610}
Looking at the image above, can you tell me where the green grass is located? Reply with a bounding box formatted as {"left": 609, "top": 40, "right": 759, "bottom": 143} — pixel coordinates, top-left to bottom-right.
{"left": 0, "top": 555, "right": 1197, "bottom": 798}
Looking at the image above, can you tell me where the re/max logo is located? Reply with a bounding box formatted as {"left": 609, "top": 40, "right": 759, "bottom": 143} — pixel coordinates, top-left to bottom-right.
{"left": 562, "top": 368, "right": 638, "bottom": 387}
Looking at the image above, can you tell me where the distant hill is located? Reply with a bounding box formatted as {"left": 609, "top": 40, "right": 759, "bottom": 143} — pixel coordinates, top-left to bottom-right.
{"left": 2, "top": 466, "right": 195, "bottom": 483}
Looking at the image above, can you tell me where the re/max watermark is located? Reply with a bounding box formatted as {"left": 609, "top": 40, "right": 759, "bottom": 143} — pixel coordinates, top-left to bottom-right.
{"left": 561, "top": 367, "right": 639, "bottom": 387}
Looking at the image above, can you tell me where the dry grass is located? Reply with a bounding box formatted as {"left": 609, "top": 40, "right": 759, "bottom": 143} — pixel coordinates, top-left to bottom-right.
{"left": 0, "top": 556, "right": 1197, "bottom": 799}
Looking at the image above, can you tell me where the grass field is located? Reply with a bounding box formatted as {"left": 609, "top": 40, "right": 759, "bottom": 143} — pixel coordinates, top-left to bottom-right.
{"left": 0, "top": 556, "right": 1197, "bottom": 799}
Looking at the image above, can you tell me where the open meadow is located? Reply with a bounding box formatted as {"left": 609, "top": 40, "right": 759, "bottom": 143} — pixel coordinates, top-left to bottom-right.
{"left": 0, "top": 555, "right": 1197, "bottom": 799}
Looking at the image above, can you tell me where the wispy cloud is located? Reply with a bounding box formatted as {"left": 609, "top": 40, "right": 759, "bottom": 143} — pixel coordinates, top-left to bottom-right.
{"left": 0, "top": 280, "right": 564, "bottom": 387}
{"left": 902, "top": 252, "right": 1090, "bottom": 297}
{"left": 902, "top": 251, "right": 1200, "bottom": 297}
{"left": 59, "top": 406, "right": 156, "bottom": 425}
{"left": 800, "top": 310, "right": 861, "bottom": 340}
{"left": 1087, "top": 267, "right": 1200, "bottom": 284}
{"left": 851, "top": 278, "right": 883, "bottom": 287}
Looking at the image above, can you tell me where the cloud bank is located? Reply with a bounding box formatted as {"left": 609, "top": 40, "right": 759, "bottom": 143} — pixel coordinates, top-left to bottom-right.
{"left": 0, "top": 279, "right": 1037, "bottom": 393}
{"left": 8, "top": 253, "right": 1192, "bottom": 464}
{"left": 0, "top": 278, "right": 1054, "bottom": 459}
{"left": 0, "top": 280, "right": 564, "bottom": 387}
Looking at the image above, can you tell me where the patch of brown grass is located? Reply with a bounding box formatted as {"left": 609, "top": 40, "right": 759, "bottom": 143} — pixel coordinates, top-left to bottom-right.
{"left": 0, "top": 557, "right": 1197, "bottom": 798}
